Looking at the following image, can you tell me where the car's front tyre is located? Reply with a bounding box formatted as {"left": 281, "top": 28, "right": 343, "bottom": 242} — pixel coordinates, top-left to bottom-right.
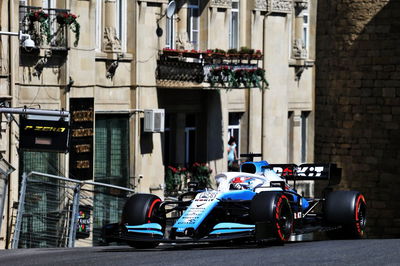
{"left": 121, "top": 193, "right": 165, "bottom": 249}
{"left": 250, "top": 191, "right": 294, "bottom": 243}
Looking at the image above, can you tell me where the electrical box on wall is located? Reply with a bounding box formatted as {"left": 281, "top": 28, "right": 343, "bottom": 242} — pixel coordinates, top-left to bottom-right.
{"left": 144, "top": 109, "right": 165, "bottom": 133}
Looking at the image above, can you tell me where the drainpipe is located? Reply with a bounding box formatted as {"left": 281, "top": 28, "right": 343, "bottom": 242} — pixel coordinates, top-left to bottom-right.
{"left": 6, "top": 0, "right": 18, "bottom": 249}
{"left": 261, "top": 12, "right": 271, "bottom": 161}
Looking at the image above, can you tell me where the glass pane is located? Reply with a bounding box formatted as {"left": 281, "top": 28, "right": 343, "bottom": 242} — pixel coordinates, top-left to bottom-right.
{"left": 95, "top": 115, "right": 129, "bottom": 187}
{"left": 303, "top": 15, "right": 308, "bottom": 24}
{"left": 229, "top": 112, "right": 241, "bottom": 126}
{"left": 232, "top": 2, "right": 239, "bottom": 9}
{"left": 192, "top": 13, "right": 199, "bottom": 28}
{"left": 230, "top": 12, "right": 239, "bottom": 49}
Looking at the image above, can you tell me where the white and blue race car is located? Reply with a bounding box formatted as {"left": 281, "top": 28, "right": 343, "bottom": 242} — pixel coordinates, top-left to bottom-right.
{"left": 102, "top": 161, "right": 367, "bottom": 249}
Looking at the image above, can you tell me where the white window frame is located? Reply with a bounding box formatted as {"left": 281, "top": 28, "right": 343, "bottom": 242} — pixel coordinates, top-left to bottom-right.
{"left": 228, "top": 112, "right": 241, "bottom": 160}
{"left": 187, "top": 0, "right": 199, "bottom": 50}
{"left": 229, "top": 0, "right": 239, "bottom": 49}
{"left": 115, "top": 0, "right": 127, "bottom": 52}
{"left": 42, "top": 0, "right": 55, "bottom": 8}
{"left": 95, "top": 0, "right": 102, "bottom": 51}
{"left": 165, "top": 15, "right": 175, "bottom": 49}
{"left": 301, "top": 111, "right": 310, "bottom": 163}
{"left": 302, "top": 11, "right": 309, "bottom": 58}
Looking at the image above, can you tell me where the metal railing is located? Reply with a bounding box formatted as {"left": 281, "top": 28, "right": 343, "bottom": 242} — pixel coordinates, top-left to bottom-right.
{"left": 0, "top": 158, "right": 16, "bottom": 235}
{"left": 11, "top": 171, "right": 134, "bottom": 248}
{"left": 19, "top": 5, "right": 70, "bottom": 49}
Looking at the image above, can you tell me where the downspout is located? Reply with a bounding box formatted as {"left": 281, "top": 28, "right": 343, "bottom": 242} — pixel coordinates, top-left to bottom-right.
{"left": 261, "top": 11, "right": 272, "bottom": 160}
{"left": 6, "top": 0, "right": 17, "bottom": 249}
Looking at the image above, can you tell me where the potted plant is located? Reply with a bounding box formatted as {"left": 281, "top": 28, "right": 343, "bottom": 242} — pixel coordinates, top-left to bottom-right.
{"left": 227, "top": 48, "right": 240, "bottom": 59}
{"left": 182, "top": 49, "right": 201, "bottom": 58}
{"left": 162, "top": 48, "right": 182, "bottom": 57}
{"left": 189, "top": 163, "right": 212, "bottom": 189}
{"left": 253, "top": 50, "right": 263, "bottom": 60}
{"left": 165, "top": 166, "right": 188, "bottom": 196}
{"left": 27, "top": 9, "right": 51, "bottom": 44}
{"left": 239, "top": 46, "right": 255, "bottom": 60}
{"left": 56, "top": 12, "right": 80, "bottom": 47}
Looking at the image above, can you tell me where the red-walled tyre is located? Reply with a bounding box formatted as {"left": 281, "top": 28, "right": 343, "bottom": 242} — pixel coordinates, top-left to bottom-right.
{"left": 325, "top": 191, "right": 367, "bottom": 239}
{"left": 121, "top": 193, "right": 165, "bottom": 249}
{"left": 251, "top": 192, "right": 294, "bottom": 243}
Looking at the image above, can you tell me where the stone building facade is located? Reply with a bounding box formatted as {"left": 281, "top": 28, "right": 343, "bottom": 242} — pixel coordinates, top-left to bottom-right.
{"left": 0, "top": 0, "right": 317, "bottom": 247}
{"left": 315, "top": 0, "right": 400, "bottom": 238}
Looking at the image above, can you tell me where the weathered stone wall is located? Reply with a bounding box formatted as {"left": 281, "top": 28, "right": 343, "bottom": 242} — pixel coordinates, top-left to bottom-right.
{"left": 315, "top": 0, "right": 400, "bottom": 238}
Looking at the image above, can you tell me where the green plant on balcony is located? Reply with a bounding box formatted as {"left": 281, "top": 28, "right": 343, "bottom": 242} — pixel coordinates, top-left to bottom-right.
{"left": 27, "top": 9, "right": 51, "bottom": 44}
{"left": 249, "top": 68, "right": 269, "bottom": 89}
{"left": 56, "top": 12, "right": 80, "bottom": 47}
{"left": 239, "top": 46, "right": 255, "bottom": 59}
{"left": 189, "top": 163, "right": 212, "bottom": 189}
{"left": 165, "top": 166, "right": 188, "bottom": 196}
{"left": 208, "top": 66, "right": 225, "bottom": 87}
{"left": 234, "top": 68, "right": 252, "bottom": 87}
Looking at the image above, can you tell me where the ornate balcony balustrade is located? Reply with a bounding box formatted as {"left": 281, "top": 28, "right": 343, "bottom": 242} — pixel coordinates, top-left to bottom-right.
{"left": 157, "top": 48, "right": 268, "bottom": 90}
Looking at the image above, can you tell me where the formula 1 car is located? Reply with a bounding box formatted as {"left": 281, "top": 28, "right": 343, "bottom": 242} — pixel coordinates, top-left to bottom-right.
{"left": 102, "top": 161, "right": 367, "bottom": 249}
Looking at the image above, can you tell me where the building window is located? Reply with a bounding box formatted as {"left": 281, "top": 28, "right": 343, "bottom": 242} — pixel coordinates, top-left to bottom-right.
{"left": 18, "top": 151, "right": 60, "bottom": 248}
{"left": 229, "top": 0, "right": 239, "bottom": 49}
{"left": 302, "top": 12, "right": 309, "bottom": 57}
{"left": 95, "top": 115, "right": 129, "bottom": 186}
{"left": 115, "top": 0, "right": 126, "bottom": 51}
{"left": 42, "top": 0, "right": 55, "bottom": 8}
{"left": 166, "top": 15, "right": 175, "bottom": 48}
{"left": 95, "top": 0, "right": 102, "bottom": 51}
{"left": 301, "top": 111, "right": 310, "bottom": 163}
{"left": 185, "top": 114, "right": 196, "bottom": 166}
{"left": 287, "top": 111, "right": 294, "bottom": 163}
{"left": 228, "top": 112, "right": 242, "bottom": 159}
{"left": 187, "top": 0, "right": 199, "bottom": 50}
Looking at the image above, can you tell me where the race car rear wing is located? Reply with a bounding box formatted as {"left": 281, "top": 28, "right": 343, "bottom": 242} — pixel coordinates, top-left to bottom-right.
{"left": 265, "top": 163, "right": 342, "bottom": 186}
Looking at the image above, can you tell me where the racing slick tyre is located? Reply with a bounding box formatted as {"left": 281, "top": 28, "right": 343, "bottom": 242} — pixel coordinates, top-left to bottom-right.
{"left": 325, "top": 191, "right": 367, "bottom": 239}
{"left": 121, "top": 193, "right": 165, "bottom": 249}
{"left": 250, "top": 192, "right": 294, "bottom": 243}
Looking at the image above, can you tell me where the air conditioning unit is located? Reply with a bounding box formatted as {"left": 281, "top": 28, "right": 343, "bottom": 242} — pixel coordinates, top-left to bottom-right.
{"left": 144, "top": 109, "right": 165, "bottom": 133}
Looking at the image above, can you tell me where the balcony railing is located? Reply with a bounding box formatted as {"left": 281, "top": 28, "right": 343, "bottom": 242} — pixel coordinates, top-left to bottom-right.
{"left": 157, "top": 49, "right": 268, "bottom": 90}
{"left": 19, "top": 5, "right": 71, "bottom": 50}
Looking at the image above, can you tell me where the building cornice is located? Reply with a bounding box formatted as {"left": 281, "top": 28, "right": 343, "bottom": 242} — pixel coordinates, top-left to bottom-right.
{"left": 253, "top": 0, "right": 293, "bottom": 14}
{"left": 209, "top": 0, "right": 232, "bottom": 9}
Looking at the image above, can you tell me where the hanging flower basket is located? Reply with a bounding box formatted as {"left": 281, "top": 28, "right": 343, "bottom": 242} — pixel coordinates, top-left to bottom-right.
{"left": 27, "top": 10, "right": 51, "bottom": 43}
{"left": 56, "top": 12, "right": 80, "bottom": 47}
{"left": 28, "top": 10, "right": 49, "bottom": 22}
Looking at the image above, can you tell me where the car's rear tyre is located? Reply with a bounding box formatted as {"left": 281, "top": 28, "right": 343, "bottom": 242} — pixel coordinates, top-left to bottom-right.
{"left": 325, "top": 190, "right": 367, "bottom": 239}
{"left": 251, "top": 192, "right": 294, "bottom": 243}
{"left": 121, "top": 193, "right": 165, "bottom": 249}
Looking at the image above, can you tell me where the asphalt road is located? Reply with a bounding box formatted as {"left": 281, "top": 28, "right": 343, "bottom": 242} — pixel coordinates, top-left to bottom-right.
{"left": 0, "top": 239, "right": 399, "bottom": 266}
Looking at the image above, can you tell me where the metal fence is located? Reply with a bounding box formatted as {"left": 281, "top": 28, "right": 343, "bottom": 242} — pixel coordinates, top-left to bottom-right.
{"left": 0, "top": 158, "right": 16, "bottom": 234}
{"left": 11, "top": 171, "right": 134, "bottom": 248}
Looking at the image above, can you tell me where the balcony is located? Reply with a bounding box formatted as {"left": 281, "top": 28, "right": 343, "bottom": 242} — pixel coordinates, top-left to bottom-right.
{"left": 19, "top": 5, "right": 78, "bottom": 51}
{"left": 156, "top": 48, "right": 268, "bottom": 90}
